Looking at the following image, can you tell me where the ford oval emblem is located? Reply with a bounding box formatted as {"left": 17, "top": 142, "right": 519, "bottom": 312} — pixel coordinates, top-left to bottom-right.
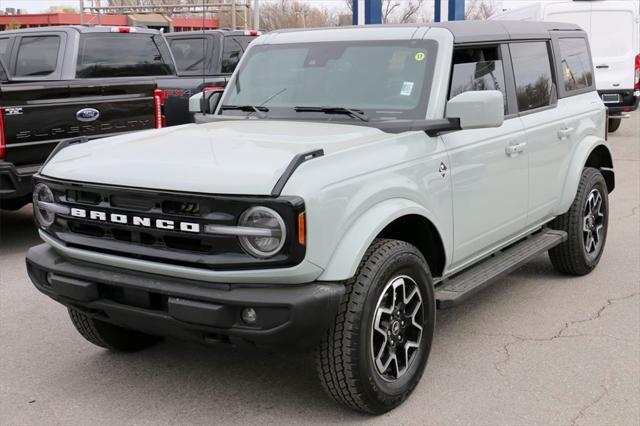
{"left": 76, "top": 108, "right": 100, "bottom": 122}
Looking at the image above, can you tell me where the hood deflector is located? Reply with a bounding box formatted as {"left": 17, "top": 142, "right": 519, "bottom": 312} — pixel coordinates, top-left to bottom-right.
{"left": 271, "top": 149, "right": 324, "bottom": 197}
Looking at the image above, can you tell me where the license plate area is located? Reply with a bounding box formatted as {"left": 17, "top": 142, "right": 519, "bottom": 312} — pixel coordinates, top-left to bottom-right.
{"left": 601, "top": 94, "right": 621, "bottom": 104}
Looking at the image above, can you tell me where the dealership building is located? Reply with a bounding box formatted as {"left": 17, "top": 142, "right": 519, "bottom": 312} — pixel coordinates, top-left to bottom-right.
{"left": 0, "top": 12, "right": 220, "bottom": 32}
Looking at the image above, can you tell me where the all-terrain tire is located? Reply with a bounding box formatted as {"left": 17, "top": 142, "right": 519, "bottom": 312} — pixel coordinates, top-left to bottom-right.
{"left": 315, "top": 239, "right": 435, "bottom": 414}
{"left": 549, "top": 167, "right": 609, "bottom": 275}
{"left": 68, "top": 308, "right": 161, "bottom": 352}
{"left": 608, "top": 117, "right": 621, "bottom": 133}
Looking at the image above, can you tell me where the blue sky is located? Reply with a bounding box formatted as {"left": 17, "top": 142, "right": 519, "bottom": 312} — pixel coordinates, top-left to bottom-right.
{"left": 1, "top": 0, "right": 540, "bottom": 14}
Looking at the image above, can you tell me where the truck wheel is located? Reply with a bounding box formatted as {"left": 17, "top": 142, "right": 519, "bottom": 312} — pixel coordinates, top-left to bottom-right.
{"left": 316, "top": 239, "right": 435, "bottom": 414}
{"left": 549, "top": 167, "right": 609, "bottom": 275}
{"left": 68, "top": 308, "right": 161, "bottom": 352}
{"left": 608, "top": 118, "right": 621, "bottom": 133}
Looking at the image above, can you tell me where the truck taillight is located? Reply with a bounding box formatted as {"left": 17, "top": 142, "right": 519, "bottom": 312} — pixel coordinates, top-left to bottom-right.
{"left": 244, "top": 30, "right": 261, "bottom": 36}
{"left": 203, "top": 86, "right": 225, "bottom": 93}
{"left": 153, "top": 89, "right": 166, "bottom": 129}
{"left": 0, "top": 107, "right": 6, "bottom": 159}
{"left": 634, "top": 53, "right": 640, "bottom": 92}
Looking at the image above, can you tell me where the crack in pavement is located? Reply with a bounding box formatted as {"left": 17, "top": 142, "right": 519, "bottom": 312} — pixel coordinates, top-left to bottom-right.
{"left": 618, "top": 205, "right": 639, "bottom": 220}
{"left": 488, "top": 292, "right": 640, "bottom": 378}
{"left": 570, "top": 384, "right": 609, "bottom": 426}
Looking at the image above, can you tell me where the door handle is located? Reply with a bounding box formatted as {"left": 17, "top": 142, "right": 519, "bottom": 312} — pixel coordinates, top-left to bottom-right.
{"left": 505, "top": 142, "right": 526, "bottom": 156}
{"left": 558, "top": 127, "right": 574, "bottom": 140}
{"left": 595, "top": 64, "right": 609, "bottom": 69}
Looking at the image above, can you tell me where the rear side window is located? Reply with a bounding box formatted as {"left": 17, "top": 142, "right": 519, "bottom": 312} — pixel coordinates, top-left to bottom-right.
{"left": 168, "top": 37, "right": 207, "bottom": 74}
{"left": 558, "top": 38, "right": 593, "bottom": 93}
{"left": 15, "top": 36, "right": 60, "bottom": 77}
{"left": 221, "top": 36, "right": 254, "bottom": 73}
{"left": 76, "top": 34, "right": 173, "bottom": 78}
{"left": 449, "top": 47, "right": 507, "bottom": 113}
{"left": 0, "top": 37, "right": 11, "bottom": 64}
{"left": 510, "top": 42, "right": 555, "bottom": 112}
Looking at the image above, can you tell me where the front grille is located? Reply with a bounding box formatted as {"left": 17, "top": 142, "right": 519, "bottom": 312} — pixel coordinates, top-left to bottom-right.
{"left": 40, "top": 178, "right": 305, "bottom": 270}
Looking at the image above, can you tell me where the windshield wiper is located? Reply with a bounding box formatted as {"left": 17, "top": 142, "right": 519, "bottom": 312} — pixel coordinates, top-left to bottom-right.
{"left": 294, "top": 106, "right": 369, "bottom": 122}
{"left": 220, "top": 104, "right": 268, "bottom": 119}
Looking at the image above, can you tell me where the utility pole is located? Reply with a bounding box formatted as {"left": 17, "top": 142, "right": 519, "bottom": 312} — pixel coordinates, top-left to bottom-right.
{"left": 79, "top": 0, "right": 85, "bottom": 25}
{"left": 253, "top": 0, "right": 259, "bottom": 30}
{"left": 231, "top": 0, "right": 237, "bottom": 30}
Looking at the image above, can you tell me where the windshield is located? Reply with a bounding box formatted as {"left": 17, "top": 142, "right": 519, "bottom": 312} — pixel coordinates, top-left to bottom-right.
{"left": 221, "top": 40, "right": 437, "bottom": 121}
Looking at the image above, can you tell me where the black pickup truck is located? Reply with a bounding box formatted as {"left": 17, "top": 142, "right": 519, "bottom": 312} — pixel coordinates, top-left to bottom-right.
{"left": 0, "top": 26, "right": 165, "bottom": 210}
{"left": 162, "top": 30, "right": 259, "bottom": 126}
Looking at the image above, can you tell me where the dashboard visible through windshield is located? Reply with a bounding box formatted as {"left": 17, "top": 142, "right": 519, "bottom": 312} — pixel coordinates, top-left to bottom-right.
{"left": 220, "top": 40, "right": 437, "bottom": 122}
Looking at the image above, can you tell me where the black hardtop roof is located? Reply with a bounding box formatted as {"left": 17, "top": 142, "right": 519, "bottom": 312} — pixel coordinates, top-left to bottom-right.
{"left": 271, "top": 20, "right": 585, "bottom": 43}
{"left": 0, "top": 25, "right": 161, "bottom": 36}
{"left": 431, "top": 20, "right": 584, "bottom": 42}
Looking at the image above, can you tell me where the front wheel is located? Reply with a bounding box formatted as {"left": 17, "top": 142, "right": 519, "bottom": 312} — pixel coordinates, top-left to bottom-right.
{"left": 549, "top": 167, "right": 609, "bottom": 275}
{"left": 316, "top": 239, "right": 435, "bottom": 414}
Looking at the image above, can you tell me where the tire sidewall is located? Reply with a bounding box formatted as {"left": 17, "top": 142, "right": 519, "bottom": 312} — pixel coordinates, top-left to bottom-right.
{"left": 578, "top": 170, "right": 609, "bottom": 269}
{"left": 357, "top": 248, "right": 435, "bottom": 409}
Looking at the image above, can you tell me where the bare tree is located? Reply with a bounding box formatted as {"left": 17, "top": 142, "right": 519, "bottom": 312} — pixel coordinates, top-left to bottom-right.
{"left": 260, "top": 0, "right": 336, "bottom": 31}
{"left": 465, "top": 0, "right": 497, "bottom": 20}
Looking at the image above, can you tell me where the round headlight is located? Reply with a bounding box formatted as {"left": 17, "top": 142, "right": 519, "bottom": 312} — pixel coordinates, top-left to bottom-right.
{"left": 238, "top": 206, "right": 286, "bottom": 258}
{"left": 33, "top": 183, "right": 56, "bottom": 228}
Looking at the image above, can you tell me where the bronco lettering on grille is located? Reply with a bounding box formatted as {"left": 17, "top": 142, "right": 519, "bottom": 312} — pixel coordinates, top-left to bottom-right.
{"left": 70, "top": 207, "right": 201, "bottom": 233}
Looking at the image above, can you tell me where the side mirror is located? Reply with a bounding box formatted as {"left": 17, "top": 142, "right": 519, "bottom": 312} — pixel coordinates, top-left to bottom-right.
{"left": 445, "top": 90, "right": 504, "bottom": 130}
{"left": 188, "top": 88, "right": 224, "bottom": 116}
{"left": 188, "top": 92, "right": 205, "bottom": 114}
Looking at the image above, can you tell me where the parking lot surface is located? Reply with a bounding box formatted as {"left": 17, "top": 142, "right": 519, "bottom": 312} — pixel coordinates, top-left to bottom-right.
{"left": 1, "top": 114, "right": 638, "bottom": 425}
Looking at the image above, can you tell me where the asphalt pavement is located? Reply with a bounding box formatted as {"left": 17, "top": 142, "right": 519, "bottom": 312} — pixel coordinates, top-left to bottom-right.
{"left": 1, "top": 113, "right": 638, "bottom": 425}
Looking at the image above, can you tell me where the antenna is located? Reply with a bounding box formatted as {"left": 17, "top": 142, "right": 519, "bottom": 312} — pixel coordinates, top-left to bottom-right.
{"left": 202, "top": 0, "right": 206, "bottom": 91}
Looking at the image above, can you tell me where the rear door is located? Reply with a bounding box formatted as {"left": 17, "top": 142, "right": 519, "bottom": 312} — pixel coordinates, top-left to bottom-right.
{"left": 508, "top": 40, "right": 568, "bottom": 226}
{"left": 588, "top": 2, "right": 638, "bottom": 90}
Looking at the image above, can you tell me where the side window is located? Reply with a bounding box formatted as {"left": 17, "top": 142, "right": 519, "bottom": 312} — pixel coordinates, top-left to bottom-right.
{"left": 169, "top": 37, "right": 207, "bottom": 74}
{"left": 510, "top": 42, "right": 555, "bottom": 112}
{"left": 558, "top": 37, "right": 593, "bottom": 93}
{"left": 0, "top": 37, "right": 11, "bottom": 65}
{"left": 76, "top": 34, "right": 173, "bottom": 78}
{"left": 449, "top": 46, "right": 507, "bottom": 113}
{"left": 15, "top": 35, "right": 60, "bottom": 77}
{"left": 221, "top": 36, "right": 253, "bottom": 73}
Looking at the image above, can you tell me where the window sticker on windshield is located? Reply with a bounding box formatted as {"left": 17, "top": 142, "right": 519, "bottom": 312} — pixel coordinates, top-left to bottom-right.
{"left": 415, "top": 52, "right": 425, "bottom": 61}
{"left": 400, "top": 81, "right": 414, "bottom": 96}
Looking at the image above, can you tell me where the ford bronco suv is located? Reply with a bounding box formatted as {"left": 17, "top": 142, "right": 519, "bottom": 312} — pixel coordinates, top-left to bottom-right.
{"left": 26, "top": 22, "right": 614, "bottom": 414}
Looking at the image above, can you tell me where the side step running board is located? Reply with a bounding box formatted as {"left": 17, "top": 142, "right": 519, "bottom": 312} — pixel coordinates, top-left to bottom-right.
{"left": 435, "top": 229, "right": 567, "bottom": 309}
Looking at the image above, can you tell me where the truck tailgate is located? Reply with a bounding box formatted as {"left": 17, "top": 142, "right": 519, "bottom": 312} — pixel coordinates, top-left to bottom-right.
{"left": 1, "top": 79, "right": 157, "bottom": 166}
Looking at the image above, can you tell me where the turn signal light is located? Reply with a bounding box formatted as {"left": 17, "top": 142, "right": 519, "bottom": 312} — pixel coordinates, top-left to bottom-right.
{"left": 298, "top": 212, "right": 306, "bottom": 246}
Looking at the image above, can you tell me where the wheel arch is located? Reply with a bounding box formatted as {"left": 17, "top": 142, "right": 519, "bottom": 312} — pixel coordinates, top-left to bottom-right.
{"left": 317, "top": 198, "right": 449, "bottom": 282}
{"left": 556, "top": 139, "right": 614, "bottom": 215}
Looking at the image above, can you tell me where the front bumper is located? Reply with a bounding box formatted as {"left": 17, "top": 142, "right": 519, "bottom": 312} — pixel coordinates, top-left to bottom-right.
{"left": 0, "top": 162, "right": 37, "bottom": 208}
{"left": 26, "top": 244, "right": 344, "bottom": 350}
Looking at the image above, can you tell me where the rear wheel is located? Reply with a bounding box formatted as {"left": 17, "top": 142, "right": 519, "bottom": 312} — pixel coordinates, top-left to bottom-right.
{"left": 549, "top": 168, "right": 609, "bottom": 275}
{"left": 68, "top": 308, "right": 161, "bottom": 352}
{"left": 608, "top": 117, "right": 621, "bottom": 133}
{"left": 316, "top": 239, "right": 435, "bottom": 414}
